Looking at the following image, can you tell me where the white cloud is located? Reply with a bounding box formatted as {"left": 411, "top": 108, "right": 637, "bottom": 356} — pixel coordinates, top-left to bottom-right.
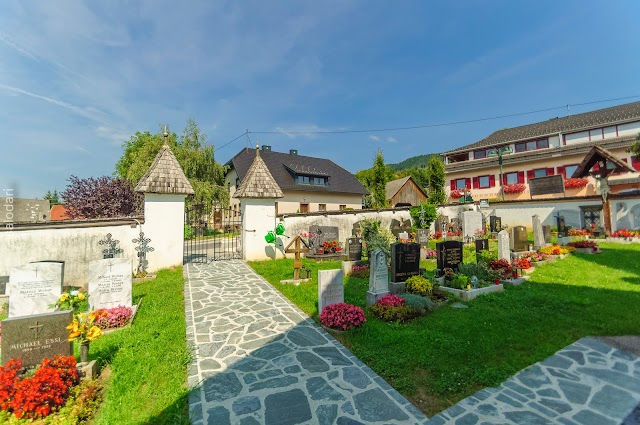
{"left": 369, "top": 135, "right": 381, "bottom": 141}
{"left": 386, "top": 136, "right": 398, "bottom": 144}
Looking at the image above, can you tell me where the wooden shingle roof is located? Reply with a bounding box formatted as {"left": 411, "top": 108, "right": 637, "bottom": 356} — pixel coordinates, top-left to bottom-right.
{"left": 135, "top": 138, "right": 195, "bottom": 195}
{"left": 385, "top": 176, "right": 411, "bottom": 200}
{"left": 234, "top": 148, "right": 284, "bottom": 199}
{"left": 572, "top": 145, "right": 635, "bottom": 178}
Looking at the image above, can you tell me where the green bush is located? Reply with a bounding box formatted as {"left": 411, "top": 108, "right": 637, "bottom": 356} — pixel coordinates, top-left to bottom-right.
{"left": 184, "top": 225, "right": 194, "bottom": 240}
{"left": 476, "top": 250, "right": 497, "bottom": 265}
{"left": 370, "top": 304, "right": 420, "bottom": 323}
{"left": 399, "top": 293, "right": 434, "bottom": 314}
{"left": 405, "top": 275, "right": 433, "bottom": 296}
{"left": 409, "top": 202, "right": 437, "bottom": 230}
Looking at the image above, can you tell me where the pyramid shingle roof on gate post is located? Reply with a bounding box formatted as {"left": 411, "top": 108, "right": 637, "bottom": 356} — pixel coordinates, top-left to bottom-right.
{"left": 234, "top": 146, "right": 284, "bottom": 199}
{"left": 134, "top": 132, "right": 195, "bottom": 195}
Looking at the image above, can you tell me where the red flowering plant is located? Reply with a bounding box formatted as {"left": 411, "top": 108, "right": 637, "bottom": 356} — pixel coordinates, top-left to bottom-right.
{"left": 513, "top": 257, "right": 531, "bottom": 269}
{"left": 522, "top": 252, "right": 549, "bottom": 263}
{"left": 0, "top": 356, "right": 78, "bottom": 419}
{"left": 450, "top": 190, "right": 464, "bottom": 199}
{"left": 424, "top": 248, "right": 437, "bottom": 259}
{"left": 431, "top": 231, "right": 442, "bottom": 240}
{"left": 322, "top": 240, "right": 340, "bottom": 252}
{"left": 349, "top": 265, "right": 369, "bottom": 279}
{"left": 611, "top": 229, "right": 640, "bottom": 238}
{"left": 320, "top": 303, "right": 366, "bottom": 330}
{"left": 94, "top": 305, "right": 134, "bottom": 329}
{"left": 568, "top": 240, "right": 598, "bottom": 249}
{"left": 568, "top": 228, "right": 591, "bottom": 236}
{"left": 488, "top": 259, "right": 513, "bottom": 279}
{"left": 370, "top": 295, "right": 420, "bottom": 323}
{"left": 564, "top": 178, "right": 588, "bottom": 189}
{"left": 503, "top": 184, "right": 526, "bottom": 194}
{"left": 376, "top": 294, "right": 405, "bottom": 307}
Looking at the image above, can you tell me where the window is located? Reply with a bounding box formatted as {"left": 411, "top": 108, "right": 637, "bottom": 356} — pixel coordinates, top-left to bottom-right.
{"left": 339, "top": 205, "right": 346, "bottom": 210}
{"left": 504, "top": 172, "right": 519, "bottom": 185}
{"left": 534, "top": 169, "right": 548, "bottom": 178}
{"left": 527, "top": 168, "right": 554, "bottom": 181}
{"left": 296, "top": 174, "right": 328, "bottom": 185}
{"left": 299, "top": 203, "right": 309, "bottom": 213}
{"left": 473, "top": 150, "right": 486, "bottom": 159}
{"left": 564, "top": 165, "right": 579, "bottom": 178}
{"left": 478, "top": 176, "right": 490, "bottom": 188}
{"left": 319, "top": 204, "right": 326, "bottom": 211}
{"left": 455, "top": 178, "right": 467, "bottom": 190}
{"left": 515, "top": 139, "right": 549, "bottom": 153}
{"left": 472, "top": 175, "right": 495, "bottom": 189}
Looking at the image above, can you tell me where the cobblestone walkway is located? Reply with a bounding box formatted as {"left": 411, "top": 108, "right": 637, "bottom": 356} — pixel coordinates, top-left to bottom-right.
{"left": 427, "top": 338, "right": 640, "bottom": 425}
{"left": 184, "top": 260, "right": 427, "bottom": 425}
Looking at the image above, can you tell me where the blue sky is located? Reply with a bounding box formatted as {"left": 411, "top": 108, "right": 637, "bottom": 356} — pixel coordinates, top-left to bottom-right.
{"left": 1, "top": 1, "right": 639, "bottom": 198}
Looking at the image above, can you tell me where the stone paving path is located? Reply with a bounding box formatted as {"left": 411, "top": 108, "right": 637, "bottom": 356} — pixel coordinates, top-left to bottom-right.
{"left": 426, "top": 338, "right": 640, "bottom": 425}
{"left": 184, "top": 260, "right": 427, "bottom": 425}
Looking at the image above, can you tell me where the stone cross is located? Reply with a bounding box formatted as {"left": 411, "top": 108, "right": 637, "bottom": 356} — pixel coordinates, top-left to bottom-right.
{"left": 99, "top": 233, "right": 123, "bottom": 259}
{"left": 285, "top": 235, "right": 310, "bottom": 280}
{"left": 133, "top": 231, "right": 154, "bottom": 275}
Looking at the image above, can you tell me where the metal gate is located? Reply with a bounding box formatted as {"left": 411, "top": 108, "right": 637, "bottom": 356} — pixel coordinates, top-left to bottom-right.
{"left": 184, "top": 205, "right": 242, "bottom": 263}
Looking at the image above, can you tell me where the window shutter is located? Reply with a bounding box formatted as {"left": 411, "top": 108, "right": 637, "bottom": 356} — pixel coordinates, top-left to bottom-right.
{"left": 472, "top": 177, "right": 479, "bottom": 189}
{"left": 450, "top": 180, "right": 456, "bottom": 190}
{"left": 557, "top": 166, "right": 565, "bottom": 178}
{"left": 502, "top": 174, "right": 508, "bottom": 185}
{"left": 632, "top": 156, "right": 640, "bottom": 171}
{"left": 489, "top": 175, "right": 496, "bottom": 187}
{"left": 465, "top": 178, "right": 471, "bottom": 189}
{"left": 546, "top": 167, "right": 554, "bottom": 176}
{"left": 517, "top": 171, "right": 525, "bottom": 184}
{"left": 527, "top": 170, "right": 535, "bottom": 181}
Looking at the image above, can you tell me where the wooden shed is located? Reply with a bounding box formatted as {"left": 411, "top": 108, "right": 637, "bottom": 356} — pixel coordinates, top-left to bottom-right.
{"left": 386, "top": 176, "right": 427, "bottom": 207}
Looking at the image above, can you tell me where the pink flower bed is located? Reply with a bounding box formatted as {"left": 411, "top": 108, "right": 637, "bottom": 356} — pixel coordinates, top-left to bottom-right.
{"left": 319, "top": 303, "right": 366, "bottom": 330}
{"left": 93, "top": 305, "right": 134, "bottom": 330}
{"left": 376, "top": 294, "right": 405, "bottom": 307}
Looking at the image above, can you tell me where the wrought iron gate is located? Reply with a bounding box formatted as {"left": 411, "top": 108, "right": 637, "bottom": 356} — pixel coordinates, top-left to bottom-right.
{"left": 184, "top": 205, "right": 242, "bottom": 263}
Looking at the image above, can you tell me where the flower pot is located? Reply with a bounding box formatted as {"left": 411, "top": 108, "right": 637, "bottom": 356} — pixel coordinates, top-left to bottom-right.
{"left": 80, "top": 341, "right": 90, "bottom": 363}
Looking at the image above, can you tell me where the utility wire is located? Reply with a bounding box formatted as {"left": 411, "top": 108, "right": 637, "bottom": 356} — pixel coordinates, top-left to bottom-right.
{"left": 214, "top": 132, "right": 246, "bottom": 152}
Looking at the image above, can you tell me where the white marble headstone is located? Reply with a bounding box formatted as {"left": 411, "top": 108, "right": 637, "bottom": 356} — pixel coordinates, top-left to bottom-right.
{"left": 532, "top": 215, "right": 545, "bottom": 250}
{"left": 368, "top": 249, "right": 389, "bottom": 293}
{"left": 8, "top": 263, "right": 63, "bottom": 318}
{"left": 88, "top": 258, "right": 132, "bottom": 310}
{"left": 462, "top": 211, "right": 484, "bottom": 239}
{"left": 318, "top": 269, "right": 344, "bottom": 313}
{"left": 497, "top": 230, "right": 511, "bottom": 263}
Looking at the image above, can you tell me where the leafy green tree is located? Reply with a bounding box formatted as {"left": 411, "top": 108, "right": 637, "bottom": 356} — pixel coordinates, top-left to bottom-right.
{"left": 394, "top": 167, "right": 429, "bottom": 191}
{"left": 43, "top": 190, "right": 60, "bottom": 207}
{"left": 409, "top": 202, "right": 437, "bottom": 230}
{"left": 630, "top": 132, "right": 640, "bottom": 157}
{"left": 426, "top": 155, "right": 446, "bottom": 206}
{"left": 115, "top": 119, "right": 229, "bottom": 207}
{"left": 371, "top": 149, "right": 390, "bottom": 208}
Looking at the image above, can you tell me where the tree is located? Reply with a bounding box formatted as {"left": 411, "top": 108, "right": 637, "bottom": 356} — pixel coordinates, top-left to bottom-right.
{"left": 43, "top": 190, "right": 60, "bottom": 207}
{"left": 115, "top": 119, "right": 229, "bottom": 207}
{"left": 394, "top": 167, "right": 429, "bottom": 191}
{"left": 371, "top": 149, "right": 390, "bottom": 209}
{"left": 425, "top": 155, "right": 446, "bottom": 206}
{"left": 630, "top": 132, "right": 640, "bottom": 157}
{"left": 61, "top": 176, "right": 142, "bottom": 219}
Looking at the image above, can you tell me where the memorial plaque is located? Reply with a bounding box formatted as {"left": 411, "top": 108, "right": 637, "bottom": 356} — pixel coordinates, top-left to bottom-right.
{"left": 390, "top": 243, "right": 421, "bottom": 283}
{"left": 416, "top": 229, "right": 429, "bottom": 244}
{"left": 462, "top": 211, "right": 483, "bottom": 239}
{"left": 498, "top": 230, "right": 511, "bottom": 262}
{"left": 510, "top": 226, "right": 528, "bottom": 252}
{"left": 543, "top": 225, "right": 551, "bottom": 244}
{"left": 436, "top": 241, "right": 463, "bottom": 271}
{"left": 347, "top": 238, "right": 363, "bottom": 261}
{"left": 1, "top": 310, "right": 73, "bottom": 368}
{"left": 88, "top": 258, "right": 133, "bottom": 310}
{"left": 309, "top": 225, "right": 340, "bottom": 248}
{"left": 318, "top": 270, "right": 344, "bottom": 313}
{"left": 490, "top": 216, "right": 502, "bottom": 233}
{"left": 390, "top": 219, "right": 411, "bottom": 238}
{"left": 8, "top": 263, "right": 63, "bottom": 318}
{"left": 529, "top": 175, "right": 565, "bottom": 197}
{"left": 475, "top": 238, "right": 489, "bottom": 253}
{"left": 532, "top": 215, "right": 545, "bottom": 250}
{"left": 368, "top": 250, "right": 389, "bottom": 293}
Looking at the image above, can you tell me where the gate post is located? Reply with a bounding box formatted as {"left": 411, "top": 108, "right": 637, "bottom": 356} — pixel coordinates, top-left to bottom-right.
{"left": 233, "top": 146, "right": 284, "bottom": 261}
{"left": 135, "top": 130, "right": 195, "bottom": 270}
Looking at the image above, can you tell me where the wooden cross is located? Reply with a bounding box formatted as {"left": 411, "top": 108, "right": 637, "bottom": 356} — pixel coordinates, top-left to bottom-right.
{"left": 30, "top": 321, "right": 44, "bottom": 339}
{"left": 285, "top": 235, "right": 310, "bottom": 280}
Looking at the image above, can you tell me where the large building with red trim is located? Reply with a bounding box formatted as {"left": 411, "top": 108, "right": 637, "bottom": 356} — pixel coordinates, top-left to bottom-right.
{"left": 442, "top": 101, "right": 640, "bottom": 202}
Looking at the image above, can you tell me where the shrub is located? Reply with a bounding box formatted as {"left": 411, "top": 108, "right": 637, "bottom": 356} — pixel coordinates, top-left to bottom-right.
{"left": 365, "top": 228, "right": 396, "bottom": 260}
{"left": 61, "top": 175, "right": 142, "bottom": 219}
{"left": 405, "top": 276, "right": 433, "bottom": 296}
{"left": 476, "top": 250, "right": 498, "bottom": 265}
{"left": 184, "top": 225, "right": 195, "bottom": 240}
{"left": 370, "top": 304, "right": 420, "bottom": 323}
{"left": 488, "top": 259, "right": 512, "bottom": 279}
{"left": 94, "top": 305, "right": 134, "bottom": 329}
{"left": 399, "top": 293, "right": 434, "bottom": 314}
{"left": 376, "top": 294, "right": 405, "bottom": 307}
{"left": 409, "top": 202, "right": 437, "bottom": 230}
{"left": 349, "top": 265, "right": 369, "bottom": 279}
{"left": 538, "top": 245, "right": 569, "bottom": 255}
{"left": 320, "top": 303, "right": 366, "bottom": 330}
{"left": 513, "top": 257, "right": 531, "bottom": 269}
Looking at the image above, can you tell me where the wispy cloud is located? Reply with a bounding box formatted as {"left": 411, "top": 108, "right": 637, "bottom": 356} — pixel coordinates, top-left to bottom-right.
{"left": 369, "top": 135, "right": 381, "bottom": 141}
{"left": 0, "top": 32, "right": 39, "bottom": 61}
{"left": 386, "top": 136, "right": 398, "bottom": 144}
{"left": 273, "top": 124, "right": 343, "bottom": 139}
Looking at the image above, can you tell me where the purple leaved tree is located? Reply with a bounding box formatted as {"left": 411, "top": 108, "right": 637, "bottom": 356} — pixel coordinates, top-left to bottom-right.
{"left": 61, "top": 176, "right": 142, "bottom": 219}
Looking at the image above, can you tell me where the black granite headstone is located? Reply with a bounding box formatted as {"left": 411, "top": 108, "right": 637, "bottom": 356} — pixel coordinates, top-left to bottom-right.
{"left": 1, "top": 310, "right": 73, "bottom": 368}
{"left": 390, "top": 242, "right": 421, "bottom": 282}
{"left": 347, "top": 238, "right": 363, "bottom": 261}
{"left": 490, "top": 216, "right": 502, "bottom": 233}
{"left": 475, "top": 238, "right": 489, "bottom": 253}
{"left": 436, "top": 240, "right": 464, "bottom": 271}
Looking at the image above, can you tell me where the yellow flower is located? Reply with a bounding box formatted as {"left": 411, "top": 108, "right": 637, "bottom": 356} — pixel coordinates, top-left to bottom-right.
{"left": 60, "top": 293, "right": 69, "bottom": 302}
{"left": 86, "top": 326, "right": 103, "bottom": 341}
{"left": 78, "top": 293, "right": 86, "bottom": 301}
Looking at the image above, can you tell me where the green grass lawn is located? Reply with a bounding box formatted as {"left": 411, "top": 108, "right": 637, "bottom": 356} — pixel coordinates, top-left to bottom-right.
{"left": 90, "top": 267, "right": 191, "bottom": 425}
{"left": 249, "top": 243, "right": 640, "bottom": 416}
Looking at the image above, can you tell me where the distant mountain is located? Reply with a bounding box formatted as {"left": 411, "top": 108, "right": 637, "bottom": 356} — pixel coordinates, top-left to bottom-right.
{"left": 388, "top": 154, "right": 439, "bottom": 171}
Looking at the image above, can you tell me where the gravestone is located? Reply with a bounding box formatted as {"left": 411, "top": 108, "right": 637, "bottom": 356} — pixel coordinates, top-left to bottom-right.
{"left": 542, "top": 225, "right": 551, "bottom": 244}
{"left": 389, "top": 219, "right": 411, "bottom": 238}
{"left": 556, "top": 215, "right": 567, "bottom": 238}
{"left": 490, "top": 216, "right": 502, "bottom": 233}
{"left": 498, "top": 230, "right": 511, "bottom": 262}
{"left": 88, "top": 258, "right": 133, "bottom": 310}
{"left": 347, "top": 237, "right": 363, "bottom": 261}
{"left": 462, "top": 211, "right": 483, "bottom": 239}
{"left": 390, "top": 242, "right": 421, "bottom": 283}
{"left": 416, "top": 229, "right": 429, "bottom": 244}
{"left": 352, "top": 221, "right": 362, "bottom": 237}
{"left": 366, "top": 249, "right": 389, "bottom": 307}
{"left": 475, "top": 238, "right": 489, "bottom": 253}
{"left": 309, "top": 225, "right": 339, "bottom": 249}
{"left": 318, "top": 270, "right": 344, "bottom": 313}
{"left": 436, "top": 241, "right": 463, "bottom": 271}
{"left": 510, "top": 226, "right": 528, "bottom": 252}
{"left": 283, "top": 236, "right": 310, "bottom": 282}
{"left": 98, "top": 233, "right": 123, "bottom": 259}
{"left": 532, "top": 215, "right": 545, "bottom": 250}
{"left": 434, "top": 219, "right": 442, "bottom": 233}
{"left": 1, "top": 310, "right": 73, "bottom": 368}
{"left": 8, "top": 262, "right": 63, "bottom": 318}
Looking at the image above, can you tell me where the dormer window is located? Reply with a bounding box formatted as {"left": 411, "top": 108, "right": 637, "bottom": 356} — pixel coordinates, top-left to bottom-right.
{"left": 296, "top": 175, "right": 328, "bottom": 185}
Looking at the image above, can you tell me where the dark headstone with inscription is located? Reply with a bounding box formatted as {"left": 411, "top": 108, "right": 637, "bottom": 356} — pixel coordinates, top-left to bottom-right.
{"left": 390, "top": 243, "right": 421, "bottom": 283}
{"left": 309, "top": 225, "right": 340, "bottom": 248}
{"left": 529, "top": 175, "right": 565, "bottom": 197}
{"left": 436, "top": 241, "right": 464, "bottom": 271}
{"left": 389, "top": 219, "right": 411, "bottom": 238}
{"left": 2, "top": 310, "right": 73, "bottom": 368}
{"left": 475, "top": 238, "right": 489, "bottom": 253}
{"left": 347, "top": 238, "right": 363, "bottom": 261}
{"left": 542, "top": 225, "right": 551, "bottom": 244}
{"left": 510, "top": 226, "right": 529, "bottom": 252}
{"left": 556, "top": 215, "right": 567, "bottom": 238}
{"left": 490, "top": 216, "right": 502, "bottom": 233}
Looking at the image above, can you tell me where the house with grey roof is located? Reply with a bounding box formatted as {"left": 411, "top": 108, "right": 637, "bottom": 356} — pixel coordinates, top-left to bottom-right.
{"left": 226, "top": 146, "right": 368, "bottom": 214}
{"left": 442, "top": 101, "right": 640, "bottom": 205}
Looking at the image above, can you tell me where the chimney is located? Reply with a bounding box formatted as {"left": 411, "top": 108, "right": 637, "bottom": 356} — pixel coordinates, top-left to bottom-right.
{"left": 262, "top": 145, "right": 271, "bottom": 151}
{"left": 289, "top": 149, "right": 298, "bottom": 156}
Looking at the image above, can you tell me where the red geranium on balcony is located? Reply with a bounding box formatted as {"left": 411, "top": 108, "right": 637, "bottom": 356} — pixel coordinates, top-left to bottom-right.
{"left": 503, "top": 184, "right": 526, "bottom": 194}
{"left": 450, "top": 190, "right": 464, "bottom": 198}
{"left": 564, "top": 178, "right": 588, "bottom": 189}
